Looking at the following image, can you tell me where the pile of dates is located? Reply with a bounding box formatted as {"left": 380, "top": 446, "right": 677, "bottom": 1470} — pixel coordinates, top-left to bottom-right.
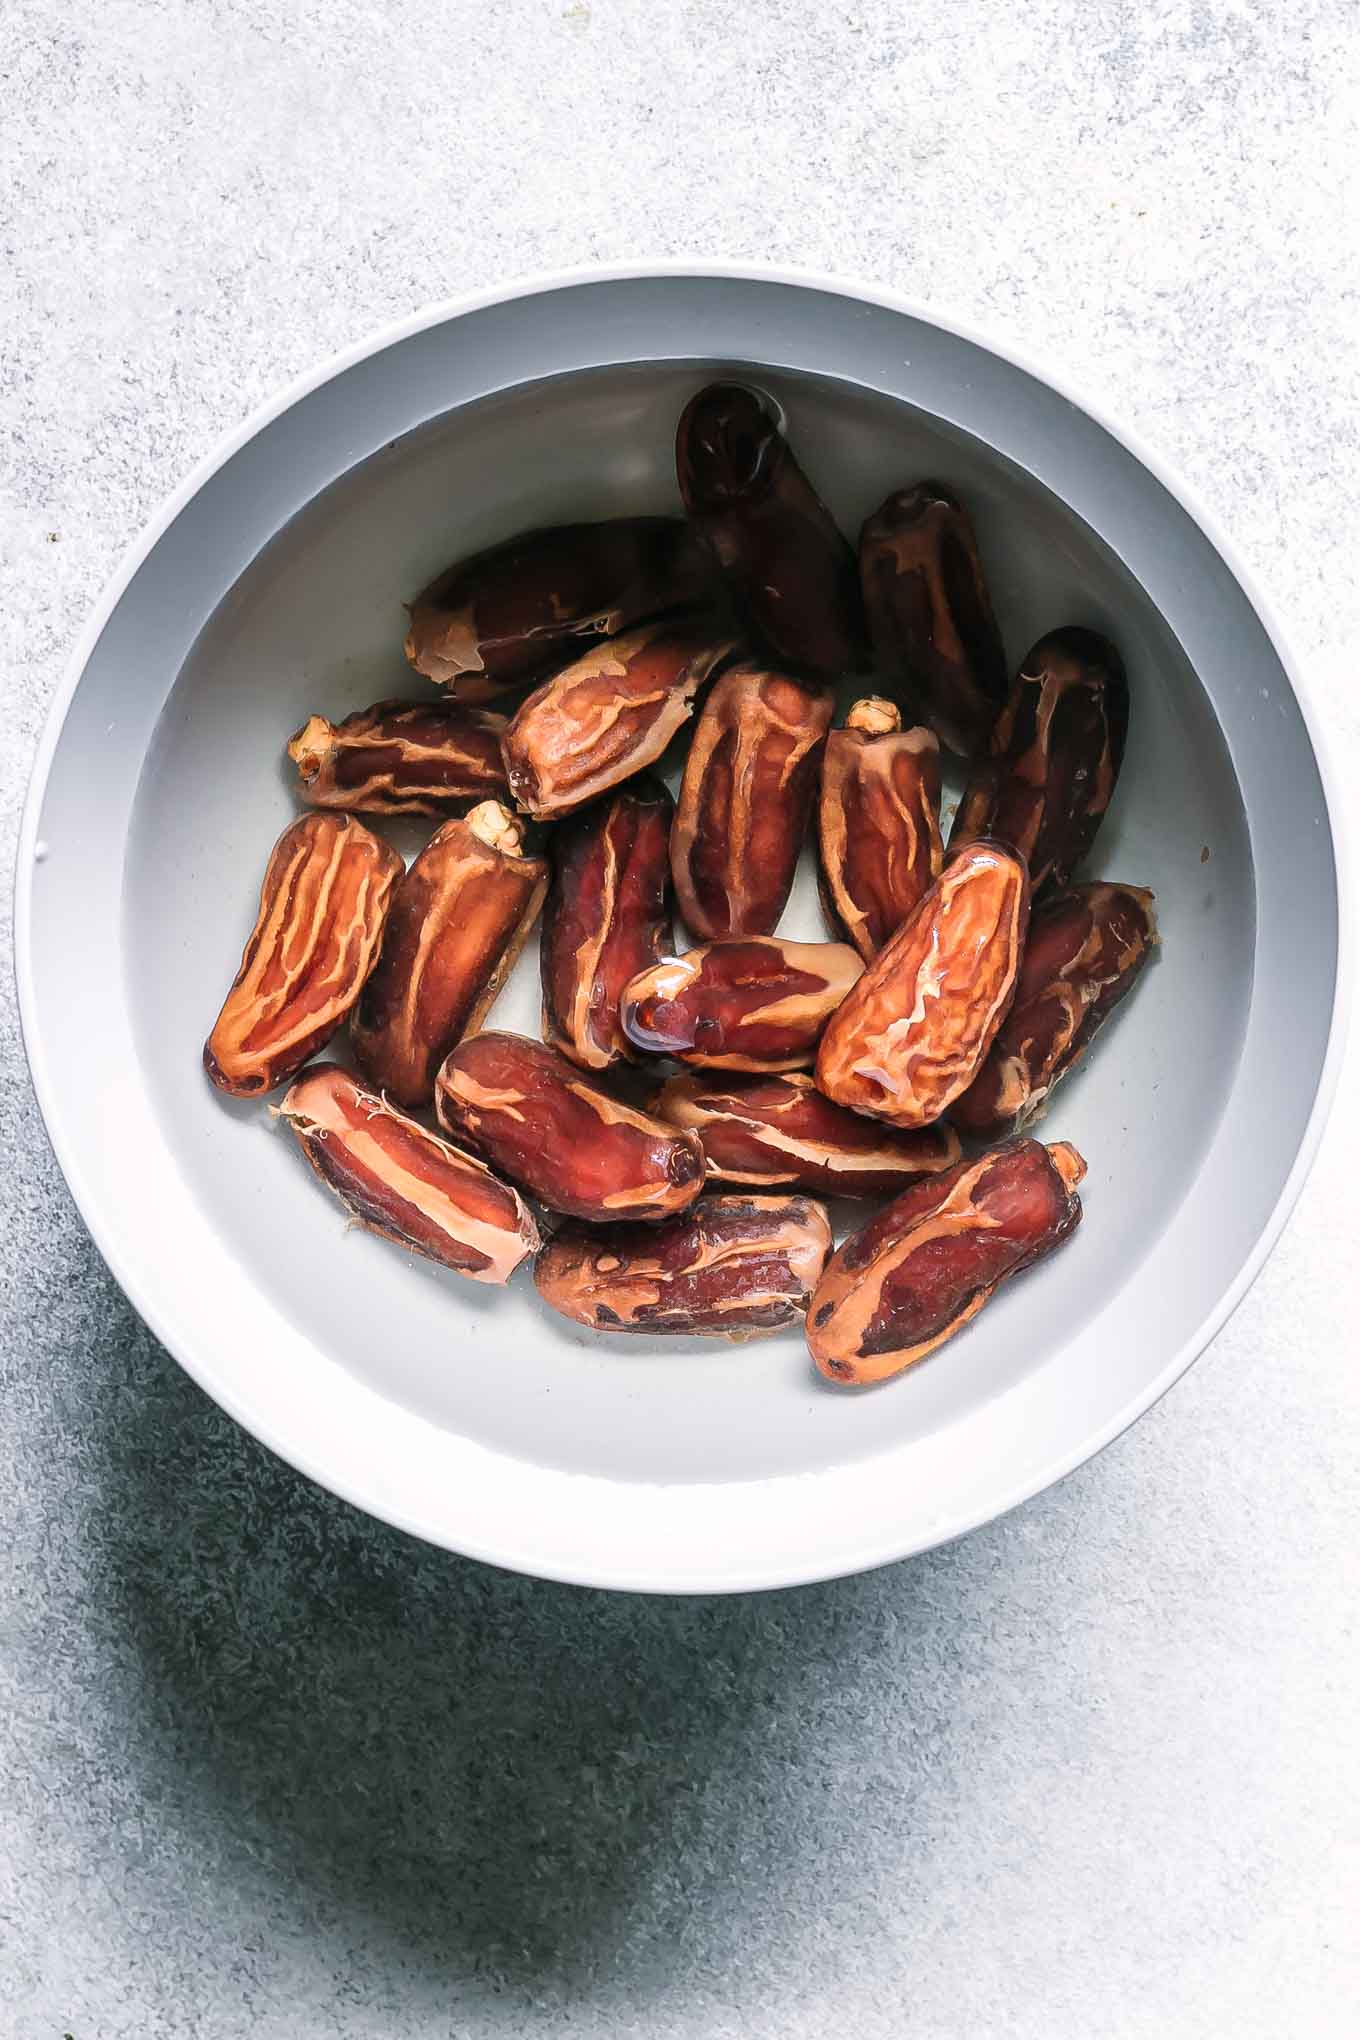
{"left": 205, "top": 383, "right": 1157, "bottom": 1389}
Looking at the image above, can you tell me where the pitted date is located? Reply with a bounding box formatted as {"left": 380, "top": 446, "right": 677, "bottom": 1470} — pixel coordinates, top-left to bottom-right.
{"left": 817, "top": 697, "right": 942, "bottom": 959}
{"left": 501, "top": 623, "right": 732, "bottom": 820}
{"left": 287, "top": 698, "right": 508, "bottom": 815}
{"left": 676, "top": 381, "right": 866, "bottom": 676}
{"left": 949, "top": 626, "right": 1129, "bottom": 891}
{"left": 204, "top": 812, "right": 402, "bottom": 1097}
{"left": 654, "top": 1071, "right": 961, "bottom": 1197}
{"left": 952, "top": 882, "right": 1157, "bottom": 1136}
{"left": 807, "top": 1138, "right": 1086, "bottom": 1385}
{"left": 534, "top": 1194, "right": 832, "bottom": 1339}
{"left": 816, "top": 840, "right": 1029, "bottom": 1127}
{"left": 859, "top": 483, "right": 1008, "bottom": 758}
{"left": 279, "top": 1063, "right": 539, "bottom": 1283}
{"left": 404, "top": 517, "right": 712, "bottom": 699}
{"left": 351, "top": 801, "right": 548, "bottom": 1107}
{"left": 622, "top": 937, "right": 863, "bottom": 1072}
{"left": 436, "top": 1031, "right": 705, "bottom": 1223}
{"left": 541, "top": 777, "right": 674, "bottom": 1070}
{"left": 670, "top": 662, "right": 834, "bottom": 939}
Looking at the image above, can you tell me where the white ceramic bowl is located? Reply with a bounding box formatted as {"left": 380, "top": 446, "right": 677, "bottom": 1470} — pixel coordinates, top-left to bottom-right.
{"left": 17, "top": 265, "right": 1347, "bottom": 1592}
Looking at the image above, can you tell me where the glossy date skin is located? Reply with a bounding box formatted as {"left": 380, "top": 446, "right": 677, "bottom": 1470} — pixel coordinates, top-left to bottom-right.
{"left": 622, "top": 938, "right": 863, "bottom": 1072}
{"left": 541, "top": 778, "right": 674, "bottom": 1071}
{"left": 676, "top": 382, "right": 866, "bottom": 676}
{"left": 404, "top": 517, "right": 713, "bottom": 700}
{"left": 952, "top": 882, "right": 1157, "bottom": 1136}
{"left": 859, "top": 483, "right": 1008, "bottom": 758}
{"left": 287, "top": 698, "right": 508, "bottom": 815}
{"left": 949, "top": 626, "right": 1129, "bottom": 891}
{"left": 279, "top": 1063, "right": 539, "bottom": 1283}
{"left": 204, "top": 812, "right": 403, "bottom": 1097}
{"left": 807, "top": 1138, "right": 1086, "bottom": 1385}
{"left": 816, "top": 839, "right": 1030, "bottom": 1128}
{"left": 670, "top": 662, "right": 834, "bottom": 940}
{"left": 351, "top": 802, "right": 548, "bottom": 1108}
{"left": 435, "top": 1031, "right": 706, "bottom": 1223}
{"left": 654, "top": 1071, "right": 961, "bottom": 1197}
{"left": 817, "top": 698, "right": 943, "bottom": 959}
{"left": 500, "top": 623, "right": 732, "bottom": 820}
{"left": 534, "top": 1194, "right": 832, "bottom": 1339}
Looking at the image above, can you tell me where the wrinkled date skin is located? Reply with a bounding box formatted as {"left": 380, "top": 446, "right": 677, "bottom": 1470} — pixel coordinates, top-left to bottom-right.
{"left": 622, "top": 938, "right": 863, "bottom": 1072}
{"left": 279, "top": 1063, "right": 539, "bottom": 1283}
{"left": 859, "top": 483, "right": 1008, "bottom": 758}
{"left": 677, "top": 382, "right": 866, "bottom": 676}
{"left": 501, "top": 623, "right": 732, "bottom": 820}
{"left": 541, "top": 778, "right": 674, "bottom": 1071}
{"left": 404, "top": 517, "right": 713, "bottom": 700}
{"left": 949, "top": 626, "right": 1130, "bottom": 891}
{"left": 671, "top": 663, "right": 834, "bottom": 939}
{"left": 534, "top": 1194, "right": 832, "bottom": 1339}
{"left": 817, "top": 698, "right": 943, "bottom": 959}
{"left": 952, "top": 882, "right": 1158, "bottom": 1137}
{"left": 205, "top": 812, "right": 403, "bottom": 1097}
{"left": 816, "top": 840, "right": 1030, "bottom": 1127}
{"left": 436, "top": 1031, "right": 706, "bottom": 1223}
{"left": 287, "top": 698, "right": 508, "bottom": 815}
{"left": 655, "top": 1071, "right": 961, "bottom": 1197}
{"left": 351, "top": 802, "right": 548, "bottom": 1108}
{"left": 807, "top": 1138, "right": 1086, "bottom": 1385}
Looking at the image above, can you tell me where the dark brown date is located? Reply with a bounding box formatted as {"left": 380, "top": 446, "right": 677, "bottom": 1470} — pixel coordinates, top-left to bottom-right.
{"left": 807, "top": 1138, "right": 1086, "bottom": 1385}
{"left": 622, "top": 937, "right": 863, "bottom": 1072}
{"left": 817, "top": 697, "right": 943, "bottom": 959}
{"left": 949, "top": 626, "right": 1129, "bottom": 891}
{"left": 287, "top": 698, "right": 508, "bottom": 815}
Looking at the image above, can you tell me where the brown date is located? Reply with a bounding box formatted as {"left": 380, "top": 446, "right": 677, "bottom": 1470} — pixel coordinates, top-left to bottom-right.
{"left": 654, "top": 1071, "right": 961, "bottom": 1197}
{"left": 952, "top": 882, "right": 1157, "bottom": 1137}
{"left": 859, "top": 483, "right": 1008, "bottom": 758}
{"left": 541, "top": 777, "right": 674, "bottom": 1071}
{"left": 404, "top": 517, "right": 712, "bottom": 700}
{"left": 436, "top": 1031, "right": 705, "bottom": 1223}
{"left": 670, "top": 662, "right": 834, "bottom": 939}
{"left": 676, "top": 382, "right": 866, "bottom": 676}
{"left": 500, "top": 622, "right": 732, "bottom": 820}
{"left": 287, "top": 698, "right": 508, "bottom": 815}
{"left": 816, "top": 839, "right": 1029, "bottom": 1127}
{"left": 279, "top": 1063, "right": 539, "bottom": 1284}
{"left": 622, "top": 937, "right": 863, "bottom": 1072}
{"left": 534, "top": 1194, "right": 832, "bottom": 1339}
{"left": 807, "top": 1138, "right": 1086, "bottom": 1386}
{"left": 949, "top": 626, "right": 1129, "bottom": 891}
{"left": 351, "top": 801, "right": 548, "bottom": 1108}
{"left": 817, "top": 697, "right": 943, "bottom": 960}
{"left": 204, "top": 812, "right": 402, "bottom": 1097}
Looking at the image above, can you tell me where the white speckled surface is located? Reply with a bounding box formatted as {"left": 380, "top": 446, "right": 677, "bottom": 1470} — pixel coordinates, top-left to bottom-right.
{"left": 2, "top": 3, "right": 1358, "bottom": 2034}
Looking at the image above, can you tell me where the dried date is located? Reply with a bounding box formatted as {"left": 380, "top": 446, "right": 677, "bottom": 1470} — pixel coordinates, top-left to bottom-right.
{"left": 287, "top": 698, "right": 508, "bottom": 815}
{"left": 622, "top": 937, "right": 863, "bottom": 1072}
{"left": 817, "top": 697, "right": 942, "bottom": 959}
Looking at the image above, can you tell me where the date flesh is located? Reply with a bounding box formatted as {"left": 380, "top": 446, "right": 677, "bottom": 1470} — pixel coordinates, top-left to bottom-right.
{"left": 534, "top": 1194, "right": 832, "bottom": 1338}
{"left": 807, "top": 1138, "right": 1086, "bottom": 1385}
{"left": 622, "top": 937, "right": 863, "bottom": 1072}
{"left": 204, "top": 811, "right": 403, "bottom": 1097}
{"left": 817, "top": 697, "right": 943, "bottom": 959}
{"left": 287, "top": 698, "right": 508, "bottom": 814}
{"left": 279, "top": 1063, "right": 539, "bottom": 1283}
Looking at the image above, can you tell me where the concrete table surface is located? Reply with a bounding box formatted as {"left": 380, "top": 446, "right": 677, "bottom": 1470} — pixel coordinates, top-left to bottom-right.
{"left": 2, "top": 3, "right": 1357, "bottom": 2034}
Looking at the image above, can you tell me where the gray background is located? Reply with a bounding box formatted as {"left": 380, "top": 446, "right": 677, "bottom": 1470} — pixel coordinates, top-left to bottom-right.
{"left": 2, "top": 1, "right": 1357, "bottom": 2034}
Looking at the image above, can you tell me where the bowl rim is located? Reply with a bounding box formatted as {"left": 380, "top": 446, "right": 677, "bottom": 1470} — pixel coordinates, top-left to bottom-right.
{"left": 15, "top": 259, "right": 1352, "bottom": 1592}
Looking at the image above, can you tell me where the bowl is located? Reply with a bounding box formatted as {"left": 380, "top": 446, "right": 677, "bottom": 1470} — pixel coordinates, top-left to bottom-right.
{"left": 16, "top": 265, "right": 1347, "bottom": 1593}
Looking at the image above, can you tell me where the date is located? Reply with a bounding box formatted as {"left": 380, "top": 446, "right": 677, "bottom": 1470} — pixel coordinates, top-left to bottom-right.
{"left": 817, "top": 697, "right": 942, "bottom": 959}
{"left": 279, "top": 1063, "right": 539, "bottom": 1283}
{"left": 287, "top": 698, "right": 508, "bottom": 814}
{"left": 534, "top": 1194, "right": 832, "bottom": 1339}
{"left": 351, "top": 800, "right": 548, "bottom": 1107}
{"left": 952, "top": 882, "right": 1157, "bottom": 1136}
{"left": 815, "top": 839, "right": 1029, "bottom": 1127}
{"left": 807, "top": 1138, "right": 1086, "bottom": 1385}
{"left": 204, "top": 812, "right": 403, "bottom": 1097}
{"left": 622, "top": 937, "right": 863, "bottom": 1072}
{"left": 670, "top": 662, "right": 834, "bottom": 939}
{"left": 435, "top": 1031, "right": 706, "bottom": 1223}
